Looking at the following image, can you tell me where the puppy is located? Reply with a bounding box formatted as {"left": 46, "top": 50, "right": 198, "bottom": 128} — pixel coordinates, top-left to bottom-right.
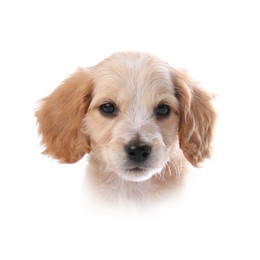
{"left": 36, "top": 52, "right": 216, "bottom": 199}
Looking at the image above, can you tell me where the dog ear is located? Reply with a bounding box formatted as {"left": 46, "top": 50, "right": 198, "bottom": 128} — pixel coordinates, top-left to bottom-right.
{"left": 36, "top": 68, "right": 92, "bottom": 163}
{"left": 172, "top": 69, "right": 216, "bottom": 166}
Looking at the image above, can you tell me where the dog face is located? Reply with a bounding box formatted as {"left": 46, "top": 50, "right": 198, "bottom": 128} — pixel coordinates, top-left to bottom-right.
{"left": 36, "top": 52, "right": 216, "bottom": 183}
{"left": 84, "top": 53, "right": 179, "bottom": 181}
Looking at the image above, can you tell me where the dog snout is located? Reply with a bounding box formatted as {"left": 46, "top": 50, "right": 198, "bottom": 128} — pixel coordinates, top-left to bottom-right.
{"left": 125, "top": 143, "right": 152, "bottom": 163}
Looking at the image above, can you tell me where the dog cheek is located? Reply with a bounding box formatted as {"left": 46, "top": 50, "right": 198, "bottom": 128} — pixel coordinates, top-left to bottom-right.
{"left": 83, "top": 112, "right": 115, "bottom": 147}
{"left": 158, "top": 116, "right": 179, "bottom": 146}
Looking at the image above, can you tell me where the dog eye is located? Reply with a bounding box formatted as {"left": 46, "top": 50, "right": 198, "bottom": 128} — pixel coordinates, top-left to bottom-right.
{"left": 155, "top": 104, "right": 170, "bottom": 117}
{"left": 99, "top": 103, "right": 117, "bottom": 115}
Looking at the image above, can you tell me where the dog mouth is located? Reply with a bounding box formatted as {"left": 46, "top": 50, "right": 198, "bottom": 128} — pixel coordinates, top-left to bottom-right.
{"left": 115, "top": 151, "right": 167, "bottom": 182}
{"left": 118, "top": 166, "right": 156, "bottom": 182}
{"left": 127, "top": 167, "right": 147, "bottom": 172}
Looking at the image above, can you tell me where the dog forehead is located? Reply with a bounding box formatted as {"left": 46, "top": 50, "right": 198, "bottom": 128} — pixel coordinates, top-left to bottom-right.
{"left": 92, "top": 53, "right": 174, "bottom": 98}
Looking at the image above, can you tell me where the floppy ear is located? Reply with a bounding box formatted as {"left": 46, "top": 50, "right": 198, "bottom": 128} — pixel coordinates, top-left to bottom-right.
{"left": 36, "top": 68, "right": 92, "bottom": 163}
{"left": 172, "top": 69, "right": 216, "bottom": 166}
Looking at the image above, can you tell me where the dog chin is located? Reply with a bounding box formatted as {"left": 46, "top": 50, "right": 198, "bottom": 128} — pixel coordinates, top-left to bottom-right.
{"left": 116, "top": 168, "right": 160, "bottom": 182}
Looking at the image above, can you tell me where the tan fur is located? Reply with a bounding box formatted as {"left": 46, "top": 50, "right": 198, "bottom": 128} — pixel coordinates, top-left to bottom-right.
{"left": 36, "top": 52, "right": 216, "bottom": 198}
{"left": 36, "top": 68, "right": 92, "bottom": 163}
{"left": 172, "top": 69, "right": 216, "bottom": 166}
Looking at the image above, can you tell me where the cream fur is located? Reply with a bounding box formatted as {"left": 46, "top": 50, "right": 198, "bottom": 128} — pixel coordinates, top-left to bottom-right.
{"left": 36, "top": 52, "right": 216, "bottom": 200}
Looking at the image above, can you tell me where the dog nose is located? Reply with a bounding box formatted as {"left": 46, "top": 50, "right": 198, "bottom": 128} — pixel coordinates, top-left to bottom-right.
{"left": 125, "top": 143, "right": 151, "bottom": 163}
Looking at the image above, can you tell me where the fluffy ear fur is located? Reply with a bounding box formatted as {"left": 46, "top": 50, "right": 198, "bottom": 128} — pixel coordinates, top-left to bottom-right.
{"left": 36, "top": 68, "right": 92, "bottom": 163}
{"left": 172, "top": 69, "right": 216, "bottom": 166}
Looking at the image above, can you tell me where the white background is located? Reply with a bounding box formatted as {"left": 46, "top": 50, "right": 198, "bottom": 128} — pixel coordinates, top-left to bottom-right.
{"left": 1, "top": 0, "right": 260, "bottom": 259}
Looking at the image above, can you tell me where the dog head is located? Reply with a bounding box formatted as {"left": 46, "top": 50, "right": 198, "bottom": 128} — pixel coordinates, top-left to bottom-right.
{"left": 36, "top": 52, "right": 216, "bottom": 182}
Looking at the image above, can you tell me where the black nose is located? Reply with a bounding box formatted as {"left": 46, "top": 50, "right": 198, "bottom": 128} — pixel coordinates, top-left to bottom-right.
{"left": 125, "top": 143, "right": 152, "bottom": 163}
